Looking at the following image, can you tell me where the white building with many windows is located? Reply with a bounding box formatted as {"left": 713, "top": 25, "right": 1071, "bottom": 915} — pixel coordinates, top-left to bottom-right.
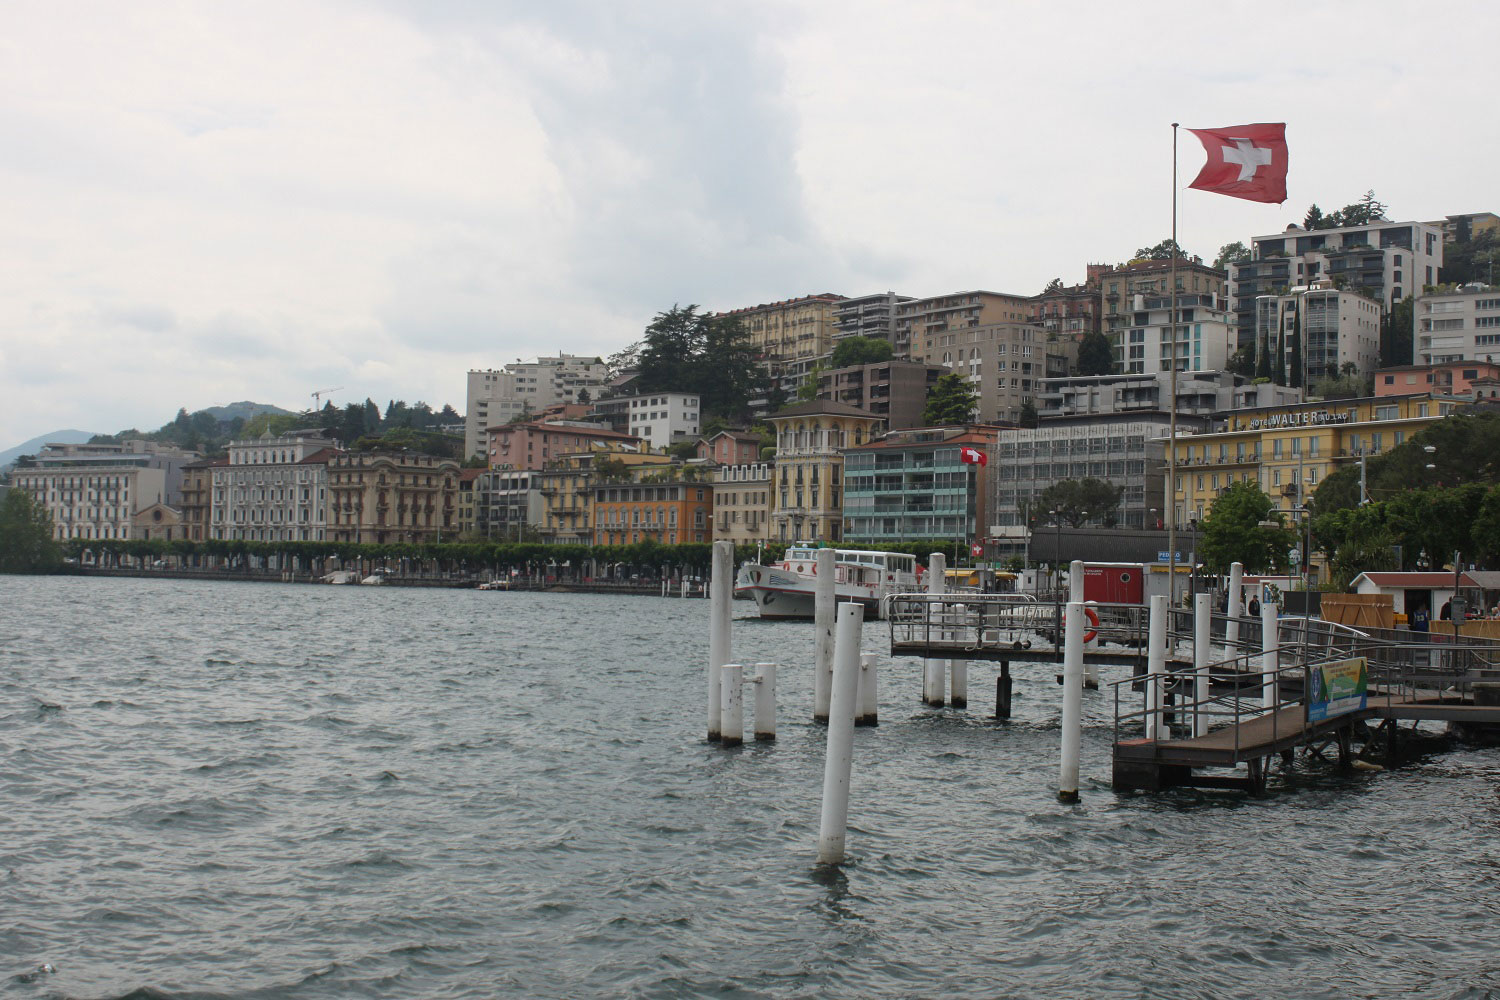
{"left": 211, "top": 431, "right": 340, "bottom": 541}
{"left": 1416, "top": 284, "right": 1500, "bottom": 364}
{"left": 1253, "top": 283, "right": 1383, "bottom": 382}
{"left": 13, "top": 440, "right": 198, "bottom": 540}
{"left": 627, "top": 392, "right": 701, "bottom": 450}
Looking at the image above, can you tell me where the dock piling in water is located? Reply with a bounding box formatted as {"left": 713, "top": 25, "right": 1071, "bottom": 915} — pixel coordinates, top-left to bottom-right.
{"left": 1059, "top": 600, "right": 1085, "bottom": 803}
{"left": 1260, "top": 603, "right": 1279, "bottom": 710}
{"left": 720, "top": 663, "right": 744, "bottom": 747}
{"left": 813, "top": 548, "right": 836, "bottom": 723}
{"left": 950, "top": 604, "right": 968, "bottom": 708}
{"left": 752, "top": 663, "right": 777, "bottom": 741}
{"left": 707, "top": 540, "right": 733, "bottom": 741}
{"left": 818, "top": 602, "right": 865, "bottom": 864}
{"left": 1194, "top": 593, "right": 1212, "bottom": 738}
{"left": 1226, "top": 561, "right": 1244, "bottom": 649}
{"left": 1145, "top": 594, "right": 1168, "bottom": 740}
{"left": 924, "top": 553, "right": 946, "bottom": 707}
{"left": 857, "top": 653, "right": 879, "bottom": 726}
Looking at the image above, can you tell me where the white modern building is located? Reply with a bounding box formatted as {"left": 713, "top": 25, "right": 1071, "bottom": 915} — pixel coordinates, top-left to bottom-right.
{"left": 627, "top": 392, "right": 701, "bottom": 450}
{"left": 211, "top": 431, "right": 340, "bottom": 541}
{"left": 1416, "top": 284, "right": 1500, "bottom": 364}
{"left": 1253, "top": 283, "right": 1382, "bottom": 383}
{"left": 1231, "top": 219, "right": 1444, "bottom": 358}
{"left": 465, "top": 355, "right": 609, "bottom": 458}
{"left": 13, "top": 440, "right": 198, "bottom": 541}
{"left": 1037, "top": 371, "right": 1299, "bottom": 421}
{"left": 1113, "top": 290, "right": 1236, "bottom": 376}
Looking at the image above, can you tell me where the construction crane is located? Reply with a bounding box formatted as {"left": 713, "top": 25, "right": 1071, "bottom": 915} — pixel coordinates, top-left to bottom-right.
{"left": 310, "top": 386, "right": 344, "bottom": 409}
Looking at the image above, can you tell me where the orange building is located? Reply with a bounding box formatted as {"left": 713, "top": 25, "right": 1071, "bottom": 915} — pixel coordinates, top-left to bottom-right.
{"left": 593, "top": 468, "right": 714, "bottom": 546}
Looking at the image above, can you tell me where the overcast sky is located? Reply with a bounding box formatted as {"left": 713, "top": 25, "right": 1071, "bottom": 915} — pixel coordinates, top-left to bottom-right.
{"left": 3, "top": 0, "right": 1494, "bottom": 447}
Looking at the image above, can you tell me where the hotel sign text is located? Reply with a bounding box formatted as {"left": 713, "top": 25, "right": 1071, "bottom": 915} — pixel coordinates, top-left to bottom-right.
{"left": 1248, "top": 411, "right": 1350, "bottom": 429}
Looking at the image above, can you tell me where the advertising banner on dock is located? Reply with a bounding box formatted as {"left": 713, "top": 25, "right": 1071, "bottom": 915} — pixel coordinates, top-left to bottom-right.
{"left": 1306, "top": 656, "right": 1368, "bottom": 723}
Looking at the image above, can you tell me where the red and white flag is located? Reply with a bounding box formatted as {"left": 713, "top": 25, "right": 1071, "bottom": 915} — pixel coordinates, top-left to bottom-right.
{"left": 970, "top": 543, "right": 984, "bottom": 557}
{"left": 959, "top": 446, "right": 987, "bottom": 466}
{"left": 1186, "top": 123, "right": 1288, "bottom": 204}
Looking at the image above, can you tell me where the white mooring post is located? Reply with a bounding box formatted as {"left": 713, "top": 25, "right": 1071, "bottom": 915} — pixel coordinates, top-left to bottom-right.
{"left": 720, "top": 663, "right": 744, "bottom": 747}
{"left": 1069, "top": 559, "right": 1084, "bottom": 603}
{"left": 1261, "top": 603, "right": 1279, "bottom": 710}
{"left": 857, "top": 652, "right": 879, "bottom": 725}
{"left": 950, "top": 604, "right": 968, "bottom": 708}
{"left": 1145, "top": 593, "right": 1168, "bottom": 740}
{"left": 924, "top": 552, "right": 947, "bottom": 706}
{"left": 681, "top": 578, "right": 689, "bottom": 599}
{"left": 708, "top": 540, "right": 733, "bottom": 741}
{"left": 1193, "top": 592, "right": 1212, "bottom": 738}
{"left": 662, "top": 578, "right": 668, "bottom": 598}
{"left": 1059, "top": 599, "right": 1086, "bottom": 803}
{"left": 1226, "top": 561, "right": 1244, "bottom": 650}
{"left": 818, "top": 603, "right": 865, "bottom": 865}
{"left": 813, "top": 548, "right": 837, "bottom": 723}
{"left": 752, "top": 662, "right": 777, "bottom": 741}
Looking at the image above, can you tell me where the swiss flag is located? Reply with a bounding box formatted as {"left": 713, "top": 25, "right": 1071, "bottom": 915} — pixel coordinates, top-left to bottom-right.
{"left": 959, "top": 446, "right": 987, "bottom": 466}
{"left": 1186, "top": 123, "right": 1288, "bottom": 204}
{"left": 970, "top": 543, "right": 984, "bottom": 557}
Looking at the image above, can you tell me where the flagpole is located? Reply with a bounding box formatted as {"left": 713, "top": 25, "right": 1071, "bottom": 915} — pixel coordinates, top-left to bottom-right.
{"left": 1168, "top": 123, "right": 1179, "bottom": 609}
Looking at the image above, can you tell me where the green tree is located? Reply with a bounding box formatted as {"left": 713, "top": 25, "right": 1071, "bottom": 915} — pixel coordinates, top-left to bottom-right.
{"left": 1439, "top": 230, "right": 1500, "bottom": 287}
{"left": 1226, "top": 345, "right": 1256, "bottom": 378}
{"left": 1075, "top": 331, "right": 1113, "bottom": 376}
{"left": 829, "top": 335, "right": 893, "bottom": 369}
{"left": 576, "top": 387, "right": 591, "bottom": 405}
{"left": 1041, "top": 277, "right": 1064, "bottom": 294}
{"left": 1018, "top": 399, "right": 1039, "bottom": 429}
{"left": 1037, "top": 478, "right": 1123, "bottom": 527}
{"left": 638, "top": 305, "right": 764, "bottom": 421}
{"left": 1303, "top": 204, "right": 1327, "bottom": 230}
{"left": 1381, "top": 296, "right": 1415, "bottom": 367}
{"left": 0, "top": 490, "right": 62, "bottom": 574}
{"left": 796, "top": 363, "right": 825, "bottom": 403}
{"left": 1134, "top": 239, "right": 1187, "bottom": 261}
{"left": 923, "top": 372, "right": 979, "bottom": 425}
{"left": 1213, "top": 241, "right": 1250, "bottom": 270}
{"left": 1198, "top": 481, "right": 1297, "bottom": 573}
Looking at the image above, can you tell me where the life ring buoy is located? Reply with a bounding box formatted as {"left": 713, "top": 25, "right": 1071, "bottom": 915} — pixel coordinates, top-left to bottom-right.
{"left": 1065, "top": 606, "right": 1100, "bottom": 643}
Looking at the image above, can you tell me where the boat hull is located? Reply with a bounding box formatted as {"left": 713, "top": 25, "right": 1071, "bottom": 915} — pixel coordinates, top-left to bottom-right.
{"left": 734, "top": 564, "right": 887, "bottom": 620}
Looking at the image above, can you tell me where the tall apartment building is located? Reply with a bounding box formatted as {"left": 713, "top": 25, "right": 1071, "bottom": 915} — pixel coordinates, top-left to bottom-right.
{"left": 473, "top": 468, "right": 544, "bottom": 541}
{"left": 1427, "top": 212, "right": 1500, "bottom": 244}
{"left": 711, "top": 462, "right": 773, "bottom": 544}
{"left": 465, "top": 355, "right": 609, "bottom": 458}
{"left": 1253, "top": 284, "right": 1382, "bottom": 382}
{"left": 1415, "top": 284, "right": 1500, "bottom": 364}
{"left": 14, "top": 440, "right": 198, "bottom": 541}
{"left": 1030, "top": 279, "right": 1102, "bottom": 341}
{"left": 210, "top": 431, "right": 341, "bottom": 542}
{"left": 627, "top": 392, "right": 701, "bottom": 450}
{"left": 720, "top": 293, "right": 846, "bottom": 365}
{"left": 815, "top": 359, "right": 945, "bottom": 430}
{"left": 767, "top": 401, "right": 883, "bottom": 542}
{"left": 326, "top": 452, "right": 460, "bottom": 545}
{"left": 1230, "top": 220, "right": 1443, "bottom": 358}
{"left": 909, "top": 321, "right": 1068, "bottom": 424}
{"left": 1097, "top": 259, "right": 1230, "bottom": 375}
{"left": 842, "top": 426, "right": 993, "bottom": 545}
{"left": 1037, "top": 371, "right": 1298, "bottom": 422}
{"left": 834, "top": 292, "right": 914, "bottom": 349}
{"left": 895, "top": 290, "right": 1032, "bottom": 359}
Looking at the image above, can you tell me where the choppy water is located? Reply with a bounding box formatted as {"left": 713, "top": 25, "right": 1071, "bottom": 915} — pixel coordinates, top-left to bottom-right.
{"left": 3, "top": 576, "right": 1500, "bottom": 999}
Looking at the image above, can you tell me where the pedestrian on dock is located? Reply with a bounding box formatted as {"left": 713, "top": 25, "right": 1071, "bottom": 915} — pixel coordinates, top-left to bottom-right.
{"left": 1440, "top": 600, "right": 1452, "bottom": 621}
{"left": 1248, "top": 595, "right": 1260, "bottom": 616}
{"left": 1411, "top": 604, "right": 1430, "bottom": 633}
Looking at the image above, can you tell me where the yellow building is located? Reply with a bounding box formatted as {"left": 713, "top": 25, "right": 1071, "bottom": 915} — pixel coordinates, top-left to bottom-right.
{"left": 712, "top": 461, "right": 774, "bottom": 544}
{"left": 767, "top": 401, "right": 883, "bottom": 542}
{"left": 536, "top": 447, "right": 670, "bottom": 544}
{"left": 721, "top": 293, "right": 846, "bottom": 364}
{"left": 1171, "top": 393, "right": 1459, "bottom": 583}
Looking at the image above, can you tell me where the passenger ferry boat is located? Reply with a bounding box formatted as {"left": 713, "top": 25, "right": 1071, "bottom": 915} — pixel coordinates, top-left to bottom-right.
{"left": 734, "top": 544, "right": 920, "bottom": 620}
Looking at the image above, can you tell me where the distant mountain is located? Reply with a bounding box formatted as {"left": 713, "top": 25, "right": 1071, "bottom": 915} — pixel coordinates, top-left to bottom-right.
{"left": 0, "top": 429, "right": 98, "bottom": 470}
{"left": 201, "top": 401, "right": 297, "bottom": 422}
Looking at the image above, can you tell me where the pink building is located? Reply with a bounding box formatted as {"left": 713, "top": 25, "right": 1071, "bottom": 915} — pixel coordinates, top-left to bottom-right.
{"left": 696, "top": 430, "right": 762, "bottom": 465}
{"left": 1376, "top": 361, "right": 1500, "bottom": 399}
{"left": 487, "top": 421, "right": 640, "bottom": 470}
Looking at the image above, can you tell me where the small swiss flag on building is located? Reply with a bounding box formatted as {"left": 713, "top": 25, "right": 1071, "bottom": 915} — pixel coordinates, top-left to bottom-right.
{"left": 959, "top": 446, "right": 987, "bottom": 466}
{"left": 1186, "top": 123, "right": 1288, "bottom": 204}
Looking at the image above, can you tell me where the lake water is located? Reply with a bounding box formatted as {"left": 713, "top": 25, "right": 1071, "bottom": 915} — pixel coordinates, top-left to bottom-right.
{"left": 4, "top": 576, "right": 1500, "bottom": 999}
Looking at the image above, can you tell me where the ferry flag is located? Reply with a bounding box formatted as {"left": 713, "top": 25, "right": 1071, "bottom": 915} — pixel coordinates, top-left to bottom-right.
{"left": 1185, "top": 123, "right": 1288, "bottom": 204}
{"left": 959, "top": 447, "right": 987, "bottom": 466}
